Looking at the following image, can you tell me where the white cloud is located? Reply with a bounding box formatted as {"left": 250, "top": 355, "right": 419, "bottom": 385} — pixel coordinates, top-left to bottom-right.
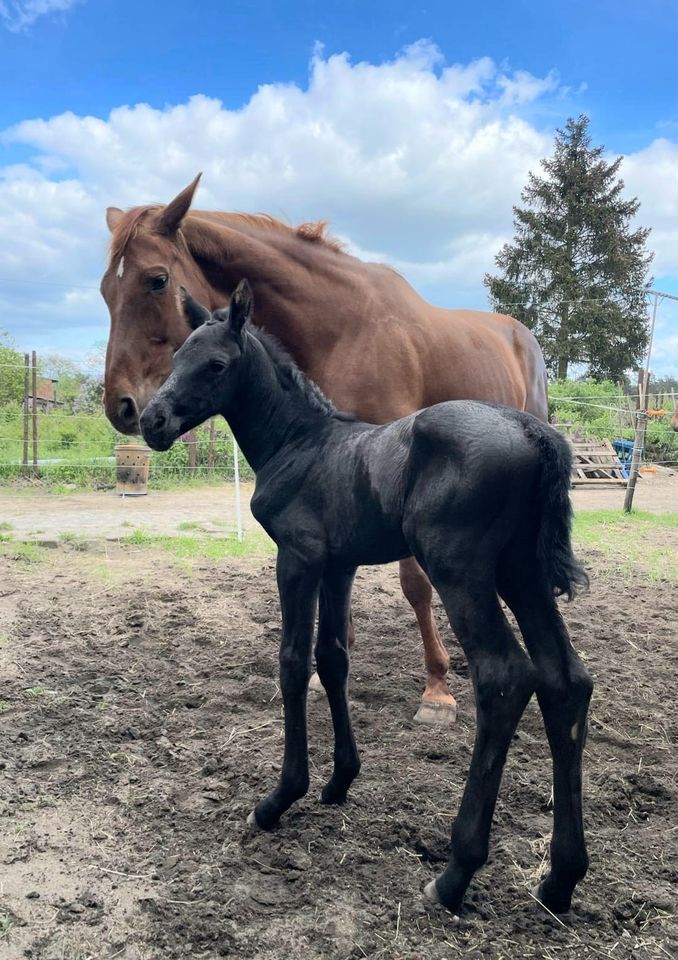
{"left": 0, "top": 0, "right": 80, "bottom": 31}
{"left": 0, "top": 41, "right": 676, "bottom": 372}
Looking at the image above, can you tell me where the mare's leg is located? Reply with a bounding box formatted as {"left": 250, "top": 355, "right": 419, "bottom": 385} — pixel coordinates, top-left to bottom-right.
{"left": 423, "top": 576, "right": 536, "bottom": 912}
{"left": 315, "top": 569, "right": 361, "bottom": 805}
{"left": 248, "top": 548, "right": 320, "bottom": 830}
{"left": 309, "top": 610, "right": 356, "bottom": 693}
{"left": 399, "top": 557, "right": 457, "bottom": 726}
{"left": 499, "top": 565, "right": 593, "bottom": 913}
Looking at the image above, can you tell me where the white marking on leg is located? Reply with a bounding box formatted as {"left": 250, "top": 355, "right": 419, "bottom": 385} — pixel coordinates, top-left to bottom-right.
{"left": 570, "top": 722, "right": 579, "bottom": 741}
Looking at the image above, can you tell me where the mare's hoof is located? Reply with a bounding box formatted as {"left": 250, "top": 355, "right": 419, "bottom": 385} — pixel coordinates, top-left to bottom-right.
{"left": 414, "top": 699, "right": 458, "bottom": 727}
{"left": 308, "top": 672, "right": 324, "bottom": 694}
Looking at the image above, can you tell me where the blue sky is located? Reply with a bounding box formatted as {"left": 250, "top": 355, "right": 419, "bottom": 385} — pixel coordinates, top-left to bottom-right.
{"left": 1, "top": 0, "right": 677, "bottom": 373}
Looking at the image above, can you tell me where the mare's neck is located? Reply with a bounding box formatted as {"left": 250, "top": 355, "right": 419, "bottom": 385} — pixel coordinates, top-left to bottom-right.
{"left": 183, "top": 214, "right": 356, "bottom": 372}
{"left": 223, "top": 333, "right": 329, "bottom": 474}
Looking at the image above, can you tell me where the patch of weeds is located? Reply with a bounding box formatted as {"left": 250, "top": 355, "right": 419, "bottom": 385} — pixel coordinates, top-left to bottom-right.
{"left": 573, "top": 510, "right": 678, "bottom": 581}
{"left": 0, "top": 541, "right": 42, "bottom": 564}
{"left": 177, "top": 520, "right": 200, "bottom": 530}
{"left": 0, "top": 700, "right": 11, "bottom": 714}
{"left": 124, "top": 529, "right": 152, "bottom": 545}
{"left": 0, "top": 913, "right": 13, "bottom": 939}
{"left": 121, "top": 529, "right": 275, "bottom": 564}
{"left": 0, "top": 533, "right": 12, "bottom": 543}
{"left": 0, "top": 521, "right": 13, "bottom": 531}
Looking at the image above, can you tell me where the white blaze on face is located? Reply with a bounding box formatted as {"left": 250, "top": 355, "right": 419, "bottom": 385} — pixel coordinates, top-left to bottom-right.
{"left": 116, "top": 256, "right": 125, "bottom": 279}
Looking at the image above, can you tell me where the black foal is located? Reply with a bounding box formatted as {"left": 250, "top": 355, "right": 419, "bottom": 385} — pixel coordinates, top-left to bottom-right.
{"left": 140, "top": 280, "right": 592, "bottom": 915}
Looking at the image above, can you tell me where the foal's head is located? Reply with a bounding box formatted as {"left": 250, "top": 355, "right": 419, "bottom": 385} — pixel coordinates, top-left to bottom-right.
{"left": 140, "top": 280, "right": 253, "bottom": 452}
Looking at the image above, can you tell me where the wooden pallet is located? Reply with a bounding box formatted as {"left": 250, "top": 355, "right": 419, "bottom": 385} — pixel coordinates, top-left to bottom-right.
{"left": 569, "top": 438, "right": 628, "bottom": 486}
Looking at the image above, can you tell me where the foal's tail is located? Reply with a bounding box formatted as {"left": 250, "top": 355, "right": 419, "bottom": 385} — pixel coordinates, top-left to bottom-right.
{"left": 533, "top": 427, "right": 589, "bottom": 600}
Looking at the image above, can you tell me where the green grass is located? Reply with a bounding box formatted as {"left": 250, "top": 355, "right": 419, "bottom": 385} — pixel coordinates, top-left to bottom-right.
{"left": 0, "top": 913, "right": 12, "bottom": 939}
{"left": 572, "top": 510, "right": 678, "bottom": 581}
{"left": 0, "top": 521, "right": 13, "bottom": 530}
{"left": 177, "top": 520, "right": 200, "bottom": 530}
{"left": 0, "top": 540, "right": 42, "bottom": 563}
{"left": 120, "top": 528, "right": 276, "bottom": 563}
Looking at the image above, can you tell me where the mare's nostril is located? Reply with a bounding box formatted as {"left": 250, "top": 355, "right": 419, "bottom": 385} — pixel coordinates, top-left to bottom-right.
{"left": 154, "top": 410, "right": 167, "bottom": 430}
{"left": 117, "top": 396, "right": 139, "bottom": 428}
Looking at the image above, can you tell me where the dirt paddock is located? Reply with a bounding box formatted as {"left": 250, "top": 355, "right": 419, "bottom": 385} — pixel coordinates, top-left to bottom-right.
{"left": 0, "top": 533, "right": 676, "bottom": 958}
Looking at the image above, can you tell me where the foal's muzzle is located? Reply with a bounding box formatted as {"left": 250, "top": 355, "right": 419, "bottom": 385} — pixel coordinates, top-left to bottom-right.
{"left": 139, "top": 400, "right": 180, "bottom": 452}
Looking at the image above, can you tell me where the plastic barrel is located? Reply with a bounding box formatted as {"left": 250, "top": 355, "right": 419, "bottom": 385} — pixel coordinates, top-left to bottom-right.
{"left": 115, "top": 443, "right": 151, "bottom": 496}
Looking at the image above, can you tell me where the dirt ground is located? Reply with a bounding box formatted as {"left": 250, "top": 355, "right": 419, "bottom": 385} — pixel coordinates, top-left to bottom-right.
{"left": 0, "top": 470, "right": 676, "bottom": 542}
{"left": 0, "top": 533, "right": 676, "bottom": 959}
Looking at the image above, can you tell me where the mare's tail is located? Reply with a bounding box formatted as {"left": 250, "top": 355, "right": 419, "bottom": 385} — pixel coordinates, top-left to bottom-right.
{"left": 533, "top": 427, "right": 589, "bottom": 600}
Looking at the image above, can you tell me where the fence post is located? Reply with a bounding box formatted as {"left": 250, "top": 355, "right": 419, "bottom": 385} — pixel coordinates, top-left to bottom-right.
{"left": 23, "top": 353, "right": 30, "bottom": 478}
{"left": 233, "top": 434, "right": 243, "bottom": 541}
{"left": 208, "top": 419, "right": 215, "bottom": 473}
{"left": 187, "top": 429, "right": 197, "bottom": 471}
{"left": 623, "top": 369, "right": 649, "bottom": 513}
{"left": 31, "top": 350, "right": 38, "bottom": 477}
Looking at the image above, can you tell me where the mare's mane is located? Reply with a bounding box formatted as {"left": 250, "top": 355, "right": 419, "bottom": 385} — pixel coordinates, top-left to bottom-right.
{"left": 108, "top": 206, "right": 345, "bottom": 266}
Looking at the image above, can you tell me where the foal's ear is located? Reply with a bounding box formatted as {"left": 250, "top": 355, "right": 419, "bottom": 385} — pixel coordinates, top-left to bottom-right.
{"left": 227, "top": 279, "right": 254, "bottom": 336}
{"left": 180, "top": 287, "right": 212, "bottom": 330}
{"left": 106, "top": 207, "right": 124, "bottom": 232}
{"left": 158, "top": 173, "right": 202, "bottom": 236}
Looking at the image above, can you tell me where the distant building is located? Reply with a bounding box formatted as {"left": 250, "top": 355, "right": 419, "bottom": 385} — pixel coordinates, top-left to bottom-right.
{"left": 28, "top": 377, "right": 59, "bottom": 411}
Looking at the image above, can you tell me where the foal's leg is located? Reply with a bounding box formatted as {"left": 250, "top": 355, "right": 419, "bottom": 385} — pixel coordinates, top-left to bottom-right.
{"left": 248, "top": 549, "right": 320, "bottom": 830}
{"left": 399, "top": 558, "right": 457, "bottom": 726}
{"left": 309, "top": 610, "right": 356, "bottom": 693}
{"left": 499, "top": 570, "right": 593, "bottom": 913}
{"left": 423, "top": 578, "right": 536, "bottom": 912}
{"left": 315, "top": 569, "right": 361, "bottom": 805}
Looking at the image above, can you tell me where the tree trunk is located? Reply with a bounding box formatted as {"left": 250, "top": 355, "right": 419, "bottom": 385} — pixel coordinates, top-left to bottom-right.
{"left": 557, "top": 303, "right": 570, "bottom": 380}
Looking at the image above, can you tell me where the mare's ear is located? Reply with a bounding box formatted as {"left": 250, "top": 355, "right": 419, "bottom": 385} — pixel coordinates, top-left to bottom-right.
{"left": 227, "top": 279, "right": 254, "bottom": 336}
{"left": 180, "top": 287, "right": 212, "bottom": 330}
{"left": 158, "top": 173, "right": 202, "bottom": 236}
{"left": 106, "top": 207, "right": 124, "bottom": 232}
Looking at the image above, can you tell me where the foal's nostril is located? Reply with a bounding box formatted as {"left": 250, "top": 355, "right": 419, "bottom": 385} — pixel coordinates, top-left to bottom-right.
{"left": 117, "top": 396, "right": 139, "bottom": 428}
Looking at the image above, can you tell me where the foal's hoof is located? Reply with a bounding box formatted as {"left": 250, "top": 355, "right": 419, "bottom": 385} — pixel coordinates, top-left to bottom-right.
{"left": 423, "top": 879, "right": 440, "bottom": 904}
{"left": 414, "top": 699, "right": 458, "bottom": 727}
{"left": 423, "top": 880, "right": 460, "bottom": 919}
{"left": 246, "top": 806, "right": 278, "bottom": 831}
{"left": 308, "top": 672, "right": 324, "bottom": 694}
{"left": 532, "top": 879, "right": 573, "bottom": 915}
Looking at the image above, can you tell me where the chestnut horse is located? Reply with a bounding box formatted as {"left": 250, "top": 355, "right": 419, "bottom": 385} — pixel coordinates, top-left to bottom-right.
{"left": 101, "top": 175, "right": 549, "bottom": 725}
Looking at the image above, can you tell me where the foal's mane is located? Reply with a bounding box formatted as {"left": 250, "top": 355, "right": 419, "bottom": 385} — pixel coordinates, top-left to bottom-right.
{"left": 108, "top": 205, "right": 345, "bottom": 266}
{"left": 249, "top": 325, "right": 356, "bottom": 422}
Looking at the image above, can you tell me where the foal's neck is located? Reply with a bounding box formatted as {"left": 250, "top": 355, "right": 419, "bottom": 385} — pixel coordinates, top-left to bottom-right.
{"left": 224, "top": 332, "right": 334, "bottom": 473}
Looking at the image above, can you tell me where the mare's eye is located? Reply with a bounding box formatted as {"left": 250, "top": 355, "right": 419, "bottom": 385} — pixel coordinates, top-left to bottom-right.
{"left": 209, "top": 359, "right": 226, "bottom": 373}
{"left": 150, "top": 335, "right": 168, "bottom": 346}
{"left": 149, "top": 274, "right": 169, "bottom": 292}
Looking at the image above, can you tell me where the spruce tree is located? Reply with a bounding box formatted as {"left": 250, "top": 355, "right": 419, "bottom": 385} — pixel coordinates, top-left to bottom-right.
{"left": 484, "top": 116, "right": 653, "bottom": 380}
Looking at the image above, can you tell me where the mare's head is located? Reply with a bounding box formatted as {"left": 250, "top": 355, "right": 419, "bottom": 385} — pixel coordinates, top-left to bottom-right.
{"left": 140, "top": 280, "right": 253, "bottom": 452}
{"left": 101, "top": 174, "right": 213, "bottom": 434}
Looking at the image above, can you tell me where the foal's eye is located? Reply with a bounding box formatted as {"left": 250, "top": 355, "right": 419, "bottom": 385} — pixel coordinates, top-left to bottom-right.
{"left": 209, "top": 359, "right": 226, "bottom": 373}
{"left": 148, "top": 274, "right": 169, "bottom": 292}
